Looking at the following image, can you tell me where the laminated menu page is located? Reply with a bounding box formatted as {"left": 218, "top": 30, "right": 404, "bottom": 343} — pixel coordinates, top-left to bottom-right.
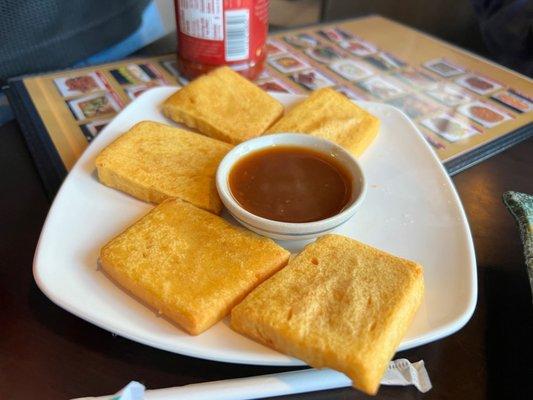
{"left": 6, "top": 15, "right": 532, "bottom": 197}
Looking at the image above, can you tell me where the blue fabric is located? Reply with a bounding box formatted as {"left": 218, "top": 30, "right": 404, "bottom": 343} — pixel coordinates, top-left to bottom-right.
{"left": 73, "top": 1, "right": 165, "bottom": 67}
{"left": 2, "top": 0, "right": 166, "bottom": 126}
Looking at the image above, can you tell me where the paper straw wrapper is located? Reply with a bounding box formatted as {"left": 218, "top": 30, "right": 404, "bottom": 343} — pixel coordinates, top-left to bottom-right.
{"left": 73, "top": 358, "right": 432, "bottom": 399}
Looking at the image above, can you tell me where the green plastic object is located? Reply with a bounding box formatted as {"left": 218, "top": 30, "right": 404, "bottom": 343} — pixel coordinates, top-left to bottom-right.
{"left": 503, "top": 191, "right": 533, "bottom": 301}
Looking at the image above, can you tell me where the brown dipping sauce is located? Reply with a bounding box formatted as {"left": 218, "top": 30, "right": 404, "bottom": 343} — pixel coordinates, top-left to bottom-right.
{"left": 229, "top": 146, "right": 352, "bottom": 223}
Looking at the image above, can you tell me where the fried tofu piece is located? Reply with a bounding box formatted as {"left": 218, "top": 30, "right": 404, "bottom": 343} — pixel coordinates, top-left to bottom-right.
{"left": 266, "top": 87, "right": 380, "bottom": 157}
{"left": 162, "top": 66, "right": 284, "bottom": 144}
{"left": 95, "top": 121, "right": 232, "bottom": 214}
{"left": 231, "top": 234, "right": 424, "bottom": 395}
{"left": 100, "top": 199, "right": 290, "bottom": 335}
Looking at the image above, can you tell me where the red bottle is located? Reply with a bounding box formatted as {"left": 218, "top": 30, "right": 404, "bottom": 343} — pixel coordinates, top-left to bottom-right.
{"left": 175, "top": 0, "right": 268, "bottom": 80}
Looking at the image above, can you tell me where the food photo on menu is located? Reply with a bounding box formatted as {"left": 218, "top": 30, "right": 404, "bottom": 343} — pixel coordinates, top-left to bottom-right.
{"left": 393, "top": 68, "right": 437, "bottom": 90}
{"left": 340, "top": 37, "right": 378, "bottom": 56}
{"left": 54, "top": 72, "right": 108, "bottom": 98}
{"left": 304, "top": 45, "right": 342, "bottom": 64}
{"left": 1, "top": 1, "right": 533, "bottom": 400}
{"left": 284, "top": 33, "right": 319, "bottom": 49}
{"left": 387, "top": 94, "right": 441, "bottom": 119}
{"left": 491, "top": 90, "right": 533, "bottom": 113}
{"left": 364, "top": 52, "right": 406, "bottom": 71}
{"left": 290, "top": 69, "right": 337, "bottom": 90}
{"left": 329, "top": 59, "right": 373, "bottom": 81}
{"left": 423, "top": 58, "right": 465, "bottom": 77}
{"left": 268, "top": 53, "right": 310, "bottom": 73}
{"left": 256, "top": 78, "right": 293, "bottom": 93}
{"left": 421, "top": 113, "right": 479, "bottom": 142}
{"left": 455, "top": 73, "right": 503, "bottom": 95}
{"left": 67, "top": 92, "right": 122, "bottom": 121}
{"left": 425, "top": 83, "right": 474, "bottom": 106}
{"left": 357, "top": 76, "right": 405, "bottom": 100}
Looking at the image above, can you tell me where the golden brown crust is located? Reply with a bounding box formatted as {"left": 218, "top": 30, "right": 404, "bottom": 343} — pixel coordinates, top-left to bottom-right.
{"left": 266, "top": 87, "right": 380, "bottom": 157}
{"left": 95, "top": 121, "right": 232, "bottom": 214}
{"left": 231, "top": 234, "right": 424, "bottom": 395}
{"left": 100, "top": 199, "right": 290, "bottom": 335}
{"left": 162, "top": 66, "right": 284, "bottom": 144}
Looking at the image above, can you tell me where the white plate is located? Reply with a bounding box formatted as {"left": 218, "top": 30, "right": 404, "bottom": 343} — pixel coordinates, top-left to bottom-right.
{"left": 34, "top": 87, "right": 477, "bottom": 366}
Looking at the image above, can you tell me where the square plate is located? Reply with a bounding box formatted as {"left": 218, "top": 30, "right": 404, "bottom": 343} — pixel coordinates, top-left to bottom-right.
{"left": 33, "top": 87, "right": 476, "bottom": 366}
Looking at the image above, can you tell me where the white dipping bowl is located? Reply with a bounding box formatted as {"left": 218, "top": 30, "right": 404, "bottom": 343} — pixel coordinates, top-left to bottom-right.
{"left": 216, "top": 133, "right": 367, "bottom": 241}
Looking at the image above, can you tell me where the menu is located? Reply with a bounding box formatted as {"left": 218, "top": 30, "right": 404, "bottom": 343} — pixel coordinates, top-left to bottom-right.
{"left": 7, "top": 16, "right": 532, "bottom": 196}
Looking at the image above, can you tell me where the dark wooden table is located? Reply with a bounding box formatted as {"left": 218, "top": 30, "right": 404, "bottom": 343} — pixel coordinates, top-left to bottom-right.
{"left": 1, "top": 38, "right": 532, "bottom": 399}
{"left": 1, "top": 119, "right": 532, "bottom": 400}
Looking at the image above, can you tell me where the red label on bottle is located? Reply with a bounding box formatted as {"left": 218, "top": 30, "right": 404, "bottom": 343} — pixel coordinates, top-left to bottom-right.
{"left": 176, "top": 0, "right": 268, "bottom": 67}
